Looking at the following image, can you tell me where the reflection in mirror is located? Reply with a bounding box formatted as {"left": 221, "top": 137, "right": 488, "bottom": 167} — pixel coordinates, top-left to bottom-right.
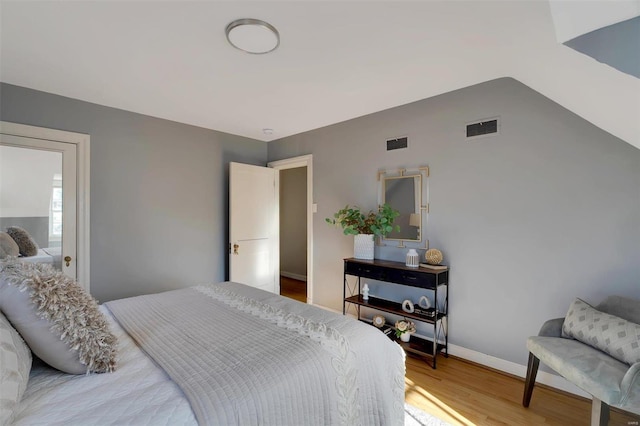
{"left": 382, "top": 174, "right": 421, "bottom": 241}
{"left": 0, "top": 145, "right": 63, "bottom": 270}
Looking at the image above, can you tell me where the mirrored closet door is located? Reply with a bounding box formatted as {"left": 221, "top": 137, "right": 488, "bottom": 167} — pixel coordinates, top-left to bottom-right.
{"left": 0, "top": 135, "right": 77, "bottom": 278}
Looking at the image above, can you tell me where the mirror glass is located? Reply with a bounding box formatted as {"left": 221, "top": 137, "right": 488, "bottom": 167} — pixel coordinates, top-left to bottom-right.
{"left": 0, "top": 144, "right": 64, "bottom": 270}
{"left": 382, "top": 174, "right": 421, "bottom": 241}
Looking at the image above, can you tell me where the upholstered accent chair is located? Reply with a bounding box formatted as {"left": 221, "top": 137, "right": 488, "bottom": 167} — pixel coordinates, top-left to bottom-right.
{"left": 523, "top": 296, "right": 640, "bottom": 426}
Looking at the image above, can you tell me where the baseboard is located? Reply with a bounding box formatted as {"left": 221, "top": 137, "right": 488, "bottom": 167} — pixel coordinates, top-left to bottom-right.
{"left": 311, "top": 303, "right": 343, "bottom": 315}
{"left": 447, "top": 343, "right": 590, "bottom": 398}
{"left": 280, "top": 271, "right": 307, "bottom": 282}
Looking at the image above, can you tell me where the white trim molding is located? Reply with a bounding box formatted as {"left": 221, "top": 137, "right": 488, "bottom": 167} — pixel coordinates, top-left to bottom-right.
{"left": 0, "top": 121, "right": 91, "bottom": 292}
{"left": 280, "top": 271, "right": 307, "bottom": 282}
{"left": 447, "top": 343, "right": 590, "bottom": 399}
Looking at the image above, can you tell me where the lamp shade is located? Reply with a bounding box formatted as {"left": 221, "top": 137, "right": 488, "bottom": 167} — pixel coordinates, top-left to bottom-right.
{"left": 409, "top": 213, "right": 421, "bottom": 227}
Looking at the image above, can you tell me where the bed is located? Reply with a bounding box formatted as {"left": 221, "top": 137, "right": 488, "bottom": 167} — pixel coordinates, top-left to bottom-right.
{"left": 1, "top": 261, "right": 406, "bottom": 426}
{"left": 18, "top": 247, "right": 62, "bottom": 270}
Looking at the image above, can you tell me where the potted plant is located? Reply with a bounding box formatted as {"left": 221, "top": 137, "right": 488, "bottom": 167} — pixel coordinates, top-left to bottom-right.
{"left": 395, "top": 319, "right": 416, "bottom": 342}
{"left": 325, "top": 204, "right": 400, "bottom": 259}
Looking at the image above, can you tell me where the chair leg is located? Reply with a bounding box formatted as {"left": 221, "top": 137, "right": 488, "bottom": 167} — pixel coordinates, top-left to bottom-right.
{"left": 522, "top": 352, "right": 540, "bottom": 407}
{"left": 591, "top": 397, "right": 610, "bottom": 426}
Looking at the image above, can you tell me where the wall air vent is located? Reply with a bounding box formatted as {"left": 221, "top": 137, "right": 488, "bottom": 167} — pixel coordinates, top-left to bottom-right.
{"left": 386, "top": 136, "right": 408, "bottom": 151}
{"left": 466, "top": 117, "right": 499, "bottom": 139}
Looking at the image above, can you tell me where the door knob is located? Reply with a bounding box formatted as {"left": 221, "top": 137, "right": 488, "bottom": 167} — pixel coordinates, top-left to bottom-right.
{"left": 233, "top": 244, "right": 239, "bottom": 255}
{"left": 64, "top": 256, "right": 72, "bottom": 267}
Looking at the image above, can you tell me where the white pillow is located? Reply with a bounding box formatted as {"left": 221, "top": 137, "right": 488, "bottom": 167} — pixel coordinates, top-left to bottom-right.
{"left": 0, "top": 259, "right": 117, "bottom": 374}
{"left": 0, "top": 310, "right": 32, "bottom": 425}
{"left": 562, "top": 298, "right": 640, "bottom": 365}
{"left": 0, "top": 232, "right": 19, "bottom": 259}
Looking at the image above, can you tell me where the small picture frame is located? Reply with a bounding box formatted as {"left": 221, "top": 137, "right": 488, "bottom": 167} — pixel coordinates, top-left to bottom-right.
{"left": 372, "top": 314, "right": 386, "bottom": 328}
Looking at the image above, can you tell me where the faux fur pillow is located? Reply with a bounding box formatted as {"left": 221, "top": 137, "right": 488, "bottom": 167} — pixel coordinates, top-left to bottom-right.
{"left": 0, "top": 259, "right": 117, "bottom": 374}
{"left": 6, "top": 226, "right": 39, "bottom": 257}
{"left": 0, "top": 310, "right": 32, "bottom": 425}
{"left": 0, "top": 232, "right": 20, "bottom": 259}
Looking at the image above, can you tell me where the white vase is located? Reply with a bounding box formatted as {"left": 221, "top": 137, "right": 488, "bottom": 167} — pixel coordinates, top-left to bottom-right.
{"left": 400, "top": 332, "right": 411, "bottom": 342}
{"left": 405, "top": 249, "right": 419, "bottom": 268}
{"left": 354, "top": 234, "right": 374, "bottom": 260}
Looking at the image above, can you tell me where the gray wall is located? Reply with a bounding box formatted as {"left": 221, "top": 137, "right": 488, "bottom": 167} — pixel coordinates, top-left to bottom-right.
{"left": 268, "top": 77, "right": 640, "bottom": 366}
{"left": 565, "top": 16, "right": 640, "bottom": 79}
{"left": 0, "top": 217, "right": 49, "bottom": 249}
{"left": 0, "top": 83, "right": 266, "bottom": 303}
{"left": 279, "top": 167, "right": 307, "bottom": 278}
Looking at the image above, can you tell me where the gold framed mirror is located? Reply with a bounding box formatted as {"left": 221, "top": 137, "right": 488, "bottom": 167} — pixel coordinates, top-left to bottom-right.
{"left": 378, "top": 167, "right": 429, "bottom": 247}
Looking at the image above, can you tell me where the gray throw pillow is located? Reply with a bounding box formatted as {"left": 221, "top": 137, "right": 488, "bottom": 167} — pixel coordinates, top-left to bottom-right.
{"left": 5, "top": 227, "right": 39, "bottom": 257}
{"left": 0, "top": 259, "right": 117, "bottom": 374}
{"left": 562, "top": 298, "right": 640, "bottom": 365}
{"left": 0, "top": 310, "right": 32, "bottom": 425}
{"left": 0, "top": 232, "right": 20, "bottom": 259}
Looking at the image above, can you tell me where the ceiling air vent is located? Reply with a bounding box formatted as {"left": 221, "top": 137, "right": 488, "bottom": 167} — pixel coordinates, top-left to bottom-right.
{"left": 386, "top": 136, "right": 408, "bottom": 151}
{"left": 466, "top": 118, "right": 499, "bottom": 139}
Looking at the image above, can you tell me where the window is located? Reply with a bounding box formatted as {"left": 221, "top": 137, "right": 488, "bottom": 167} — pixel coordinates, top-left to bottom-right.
{"left": 49, "top": 174, "right": 62, "bottom": 245}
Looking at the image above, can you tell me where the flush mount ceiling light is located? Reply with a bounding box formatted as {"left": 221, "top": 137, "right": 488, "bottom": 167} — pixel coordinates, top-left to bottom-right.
{"left": 225, "top": 18, "right": 279, "bottom": 54}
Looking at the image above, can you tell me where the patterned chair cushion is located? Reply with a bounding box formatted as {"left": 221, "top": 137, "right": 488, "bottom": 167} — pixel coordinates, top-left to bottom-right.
{"left": 562, "top": 298, "right": 640, "bottom": 366}
{"left": 0, "top": 310, "right": 32, "bottom": 425}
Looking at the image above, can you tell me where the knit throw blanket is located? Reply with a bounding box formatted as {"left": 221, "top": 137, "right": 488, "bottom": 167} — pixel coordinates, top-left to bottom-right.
{"left": 106, "top": 282, "right": 405, "bottom": 426}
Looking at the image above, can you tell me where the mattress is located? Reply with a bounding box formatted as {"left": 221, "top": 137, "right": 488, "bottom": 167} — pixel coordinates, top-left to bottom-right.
{"left": 12, "top": 306, "right": 197, "bottom": 426}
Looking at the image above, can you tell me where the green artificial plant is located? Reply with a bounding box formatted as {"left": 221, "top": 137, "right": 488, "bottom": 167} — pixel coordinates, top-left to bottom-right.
{"left": 325, "top": 203, "right": 400, "bottom": 237}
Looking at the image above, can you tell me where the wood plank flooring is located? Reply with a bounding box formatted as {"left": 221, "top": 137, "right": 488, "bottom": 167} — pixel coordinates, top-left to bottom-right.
{"left": 280, "top": 276, "right": 638, "bottom": 424}
{"left": 405, "top": 354, "right": 639, "bottom": 426}
{"left": 280, "top": 276, "right": 307, "bottom": 303}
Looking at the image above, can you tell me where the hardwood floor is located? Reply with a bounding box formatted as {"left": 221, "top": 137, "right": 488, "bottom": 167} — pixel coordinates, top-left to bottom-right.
{"left": 279, "top": 279, "right": 637, "bottom": 424}
{"left": 280, "top": 276, "right": 307, "bottom": 303}
{"left": 405, "top": 354, "right": 639, "bottom": 425}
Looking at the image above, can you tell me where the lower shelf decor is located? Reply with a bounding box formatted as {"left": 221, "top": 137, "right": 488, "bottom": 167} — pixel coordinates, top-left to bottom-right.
{"left": 395, "top": 319, "right": 416, "bottom": 342}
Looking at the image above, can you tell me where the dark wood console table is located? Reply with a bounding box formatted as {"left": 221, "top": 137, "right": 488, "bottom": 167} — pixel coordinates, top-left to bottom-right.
{"left": 343, "top": 258, "right": 449, "bottom": 368}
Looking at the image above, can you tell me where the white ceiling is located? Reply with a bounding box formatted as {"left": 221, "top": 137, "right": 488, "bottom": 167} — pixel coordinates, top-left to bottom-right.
{"left": 1, "top": 1, "right": 639, "bottom": 148}
{"left": 548, "top": 0, "right": 640, "bottom": 43}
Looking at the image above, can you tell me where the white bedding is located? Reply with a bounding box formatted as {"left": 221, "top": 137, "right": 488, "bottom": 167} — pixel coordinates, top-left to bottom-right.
{"left": 41, "top": 247, "right": 62, "bottom": 269}
{"left": 12, "top": 306, "right": 197, "bottom": 426}
{"left": 17, "top": 247, "right": 62, "bottom": 269}
{"left": 105, "top": 282, "right": 405, "bottom": 426}
{"left": 12, "top": 283, "right": 405, "bottom": 426}
{"left": 18, "top": 249, "right": 53, "bottom": 265}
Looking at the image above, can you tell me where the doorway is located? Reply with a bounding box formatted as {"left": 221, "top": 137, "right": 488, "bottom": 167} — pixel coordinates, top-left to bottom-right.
{"left": 268, "top": 155, "right": 313, "bottom": 304}
{"left": 278, "top": 167, "right": 307, "bottom": 303}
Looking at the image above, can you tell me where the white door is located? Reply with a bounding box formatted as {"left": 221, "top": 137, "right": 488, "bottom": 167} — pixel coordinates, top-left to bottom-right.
{"left": 0, "top": 135, "right": 77, "bottom": 278}
{"left": 229, "top": 162, "right": 278, "bottom": 293}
